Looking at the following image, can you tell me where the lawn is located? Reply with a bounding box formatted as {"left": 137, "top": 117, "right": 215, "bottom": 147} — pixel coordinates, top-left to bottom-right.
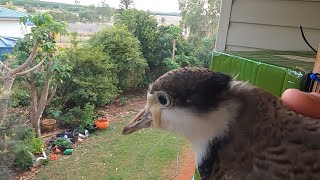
{"left": 34, "top": 105, "right": 189, "bottom": 180}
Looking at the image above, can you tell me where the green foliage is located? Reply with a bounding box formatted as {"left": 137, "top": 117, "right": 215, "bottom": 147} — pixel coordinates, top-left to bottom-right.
{"left": 115, "top": 9, "right": 158, "bottom": 73}
{"left": 90, "top": 25, "right": 148, "bottom": 90}
{"left": 179, "top": 0, "right": 221, "bottom": 44}
{"left": 16, "top": 127, "right": 45, "bottom": 154}
{"left": 24, "top": 4, "right": 35, "bottom": 13}
{"left": 24, "top": 137, "right": 44, "bottom": 154}
{"left": 119, "top": 0, "right": 134, "bottom": 10}
{"left": 58, "top": 106, "right": 82, "bottom": 128}
{"left": 163, "top": 58, "right": 179, "bottom": 71}
{"left": 79, "top": 103, "right": 95, "bottom": 130}
{"left": 5, "top": 1, "right": 16, "bottom": 10}
{"left": 53, "top": 138, "right": 71, "bottom": 149}
{"left": 191, "top": 35, "right": 216, "bottom": 67}
{"left": 14, "top": 148, "right": 34, "bottom": 170}
{"left": 52, "top": 103, "right": 95, "bottom": 129}
{"left": 16, "top": 126, "right": 35, "bottom": 141}
{"left": 9, "top": 83, "right": 30, "bottom": 107}
{"left": 58, "top": 45, "right": 118, "bottom": 107}
{"left": 0, "top": 114, "right": 27, "bottom": 178}
{"left": 48, "top": 10, "right": 78, "bottom": 23}
{"left": 0, "top": 0, "right": 81, "bottom": 9}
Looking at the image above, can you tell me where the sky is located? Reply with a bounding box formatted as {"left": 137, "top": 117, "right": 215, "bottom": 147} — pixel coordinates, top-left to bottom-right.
{"left": 41, "top": 0, "right": 180, "bottom": 13}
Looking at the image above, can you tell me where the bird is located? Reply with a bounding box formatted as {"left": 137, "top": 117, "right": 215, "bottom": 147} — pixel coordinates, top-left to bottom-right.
{"left": 122, "top": 67, "right": 320, "bottom": 180}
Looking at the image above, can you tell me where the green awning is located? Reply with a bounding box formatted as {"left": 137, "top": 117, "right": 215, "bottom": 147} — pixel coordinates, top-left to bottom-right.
{"left": 210, "top": 51, "right": 315, "bottom": 97}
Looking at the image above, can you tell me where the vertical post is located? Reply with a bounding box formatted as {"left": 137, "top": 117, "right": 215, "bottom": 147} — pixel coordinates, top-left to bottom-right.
{"left": 312, "top": 45, "right": 320, "bottom": 93}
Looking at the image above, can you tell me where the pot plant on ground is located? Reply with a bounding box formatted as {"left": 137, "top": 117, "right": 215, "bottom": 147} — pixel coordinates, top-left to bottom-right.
{"left": 53, "top": 138, "right": 72, "bottom": 152}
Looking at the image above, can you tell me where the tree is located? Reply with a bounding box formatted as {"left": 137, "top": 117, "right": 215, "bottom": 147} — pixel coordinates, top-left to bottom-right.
{"left": 119, "top": 0, "right": 134, "bottom": 10}
{"left": 97, "top": 1, "right": 114, "bottom": 22}
{"left": 90, "top": 25, "right": 148, "bottom": 90}
{"left": 0, "top": 13, "right": 68, "bottom": 136}
{"left": 115, "top": 9, "right": 159, "bottom": 80}
{"left": 160, "top": 17, "right": 166, "bottom": 25}
{"left": 5, "top": 1, "right": 16, "bottom": 10}
{"left": 48, "top": 10, "right": 79, "bottom": 22}
{"left": 178, "top": 0, "right": 221, "bottom": 44}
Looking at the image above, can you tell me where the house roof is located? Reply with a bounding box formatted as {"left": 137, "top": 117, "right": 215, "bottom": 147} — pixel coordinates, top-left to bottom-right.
{"left": 0, "top": 36, "right": 18, "bottom": 48}
{"left": 0, "top": 6, "right": 27, "bottom": 19}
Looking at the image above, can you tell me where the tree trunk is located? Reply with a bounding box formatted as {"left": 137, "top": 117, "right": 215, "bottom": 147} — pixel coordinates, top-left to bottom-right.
{"left": 30, "top": 63, "right": 53, "bottom": 137}
{"left": 172, "top": 38, "right": 176, "bottom": 61}
{"left": 0, "top": 73, "right": 15, "bottom": 125}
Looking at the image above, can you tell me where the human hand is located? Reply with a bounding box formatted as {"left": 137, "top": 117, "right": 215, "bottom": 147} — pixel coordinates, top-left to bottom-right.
{"left": 281, "top": 89, "right": 320, "bottom": 119}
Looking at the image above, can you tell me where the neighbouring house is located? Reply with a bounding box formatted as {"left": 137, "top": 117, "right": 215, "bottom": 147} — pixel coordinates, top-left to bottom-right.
{"left": 0, "top": 36, "right": 17, "bottom": 59}
{"left": 0, "top": 6, "right": 33, "bottom": 38}
{"left": 215, "top": 0, "right": 320, "bottom": 52}
{"left": 0, "top": 7, "right": 34, "bottom": 60}
{"left": 211, "top": 0, "right": 320, "bottom": 97}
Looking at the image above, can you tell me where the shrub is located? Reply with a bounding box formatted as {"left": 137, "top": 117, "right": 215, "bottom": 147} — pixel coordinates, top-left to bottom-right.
{"left": 0, "top": 114, "right": 27, "bottom": 178}
{"left": 79, "top": 103, "right": 95, "bottom": 130}
{"left": 58, "top": 45, "right": 119, "bottom": 108}
{"left": 16, "top": 127, "right": 35, "bottom": 141}
{"left": 9, "top": 83, "right": 30, "bottom": 108}
{"left": 90, "top": 25, "right": 148, "bottom": 90}
{"left": 54, "top": 103, "right": 95, "bottom": 129}
{"left": 25, "top": 138, "right": 45, "bottom": 154}
{"left": 14, "top": 148, "right": 34, "bottom": 170}
{"left": 53, "top": 138, "right": 72, "bottom": 149}
{"left": 58, "top": 106, "right": 82, "bottom": 128}
{"left": 115, "top": 9, "right": 159, "bottom": 68}
{"left": 16, "top": 127, "right": 45, "bottom": 154}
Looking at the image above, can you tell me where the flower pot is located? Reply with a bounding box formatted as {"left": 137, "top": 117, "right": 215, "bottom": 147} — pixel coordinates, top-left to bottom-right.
{"left": 94, "top": 118, "right": 109, "bottom": 130}
{"left": 50, "top": 154, "right": 58, "bottom": 161}
{"left": 53, "top": 147, "right": 61, "bottom": 154}
{"left": 41, "top": 119, "right": 57, "bottom": 132}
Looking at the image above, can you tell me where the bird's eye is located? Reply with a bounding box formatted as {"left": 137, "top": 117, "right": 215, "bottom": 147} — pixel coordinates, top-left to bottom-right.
{"left": 156, "top": 92, "right": 171, "bottom": 107}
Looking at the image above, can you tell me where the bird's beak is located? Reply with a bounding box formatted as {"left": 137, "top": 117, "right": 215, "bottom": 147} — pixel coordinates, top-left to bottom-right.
{"left": 122, "top": 108, "right": 153, "bottom": 135}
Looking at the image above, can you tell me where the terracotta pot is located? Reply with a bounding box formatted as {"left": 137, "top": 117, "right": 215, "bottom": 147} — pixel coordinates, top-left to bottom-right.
{"left": 53, "top": 147, "right": 61, "bottom": 154}
{"left": 94, "top": 118, "right": 109, "bottom": 130}
{"left": 50, "top": 153, "right": 58, "bottom": 161}
{"left": 41, "top": 119, "right": 57, "bottom": 132}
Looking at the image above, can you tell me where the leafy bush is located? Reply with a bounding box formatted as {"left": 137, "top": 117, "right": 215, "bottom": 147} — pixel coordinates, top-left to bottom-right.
{"left": 58, "top": 45, "right": 119, "bottom": 108}
{"left": 0, "top": 114, "right": 27, "bottom": 178}
{"left": 16, "top": 126, "right": 35, "bottom": 141}
{"left": 58, "top": 106, "right": 82, "bottom": 128}
{"left": 79, "top": 103, "right": 95, "bottom": 130}
{"left": 53, "top": 138, "right": 72, "bottom": 149}
{"left": 115, "top": 9, "right": 159, "bottom": 66}
{"left": 53, "top": 103, "right": 95, "bottom": 129}
{"left": 16, "top": 127, "right": 45, "bottom": 154}
{"left": 9, "top": 82, "right": 30, "bottom": 108}
{"left": 14, "top": 148, "right": 34, "bottom": 170}
{"left": 90, "top": 25, "right": 148, "bottom": 91}
{"left": 191, "top": 36, "right": 216, "bottom": 67}
{"left": 25, "top": 138, "right": 44, "bottom": 154}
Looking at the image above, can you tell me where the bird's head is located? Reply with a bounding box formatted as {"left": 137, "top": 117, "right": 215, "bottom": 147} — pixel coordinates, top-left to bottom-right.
{"left": 122, "top": 67, "right": 240, "bottom": 143}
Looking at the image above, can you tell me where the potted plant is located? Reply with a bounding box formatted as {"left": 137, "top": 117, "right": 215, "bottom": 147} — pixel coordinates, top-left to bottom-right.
{"left": 94, "top": 111, "right": 109, "bottom": 130}
{"left": 53, "top": 138, "right": 72, "bottom": 151}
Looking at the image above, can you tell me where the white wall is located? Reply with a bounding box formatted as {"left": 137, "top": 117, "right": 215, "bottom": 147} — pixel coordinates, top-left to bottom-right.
{"left": 215, "top": 0, "right": 320, "bottom": 51}
{"left": 0, "top": 19, "right": 28, "bottom": 38}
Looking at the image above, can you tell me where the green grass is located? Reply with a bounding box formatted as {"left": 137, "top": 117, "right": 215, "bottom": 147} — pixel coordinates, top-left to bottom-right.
{"left": 35, "top": 111, "right": 188, "bottom": 180}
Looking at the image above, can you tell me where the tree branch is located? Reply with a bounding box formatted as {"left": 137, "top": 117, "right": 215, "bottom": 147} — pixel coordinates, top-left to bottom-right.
{"left": 16, "top": 57, "right": 46, "bottom": 76}
{"left": 11, "top": 42, "right": 39, "bottom": 75}
{"left": 0, "top": 61, "right": 11, "bottom": 76}
{"left": 47, "top": 85, "right": 58, "bottom": 105}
